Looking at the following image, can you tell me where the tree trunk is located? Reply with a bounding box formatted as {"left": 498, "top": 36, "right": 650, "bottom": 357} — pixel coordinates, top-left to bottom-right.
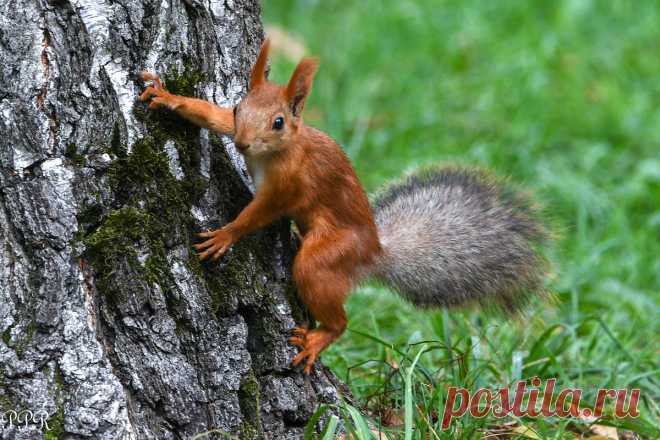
{"left": 0, "top": 1, "right": 342, "bottom": 438}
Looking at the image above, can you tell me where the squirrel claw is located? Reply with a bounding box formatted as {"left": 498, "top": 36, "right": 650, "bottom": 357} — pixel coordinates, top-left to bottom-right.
{"left": 139, "top": 71, "right": 163, "bottom": 88}
{"left": 289, "top": 327, "right": 337, "bottom": 375}
{"left": 289, "top": 336, "right": 304, "bottom": 347}
{"left": 195, "top": 229, "right": 233, "bottom": 261}
{"left": 138, "top": 71, "right": 172, "bottom": 109}
{"left": 291, "top": 349, "right": 318, "bottom": 375}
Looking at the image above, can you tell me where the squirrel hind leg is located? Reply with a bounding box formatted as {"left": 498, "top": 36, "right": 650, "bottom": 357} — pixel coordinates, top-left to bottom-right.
{"left": 290, "top": 237, "right": 353, "bottom": 373}
{"left": 290, "top": 269, "right": 349, "bottom": 374}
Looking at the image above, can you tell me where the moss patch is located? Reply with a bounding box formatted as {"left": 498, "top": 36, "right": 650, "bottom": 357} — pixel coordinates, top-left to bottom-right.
{"left": 238, "top": 369, "right": 263, "bottom": 439}
{"left": 109, "top": 120, "right": 126, "bottom": 158}
{"left": 64, "top": 143, "right": 85, "bottom": 166}
{"left": 44, "top": 406, "right": 64, "bottom": 440}
{"left": 45, "top": 366, "right": 65, "bottom": 440}
{"left": 83, "top": 63, "right": 208, "bottom": 306}
{"left": 2, "top": 318, "right": 36, "bottom": 359}
{"left": 163, "top": 61, "right": 207, "bottom": 97}
{"left": 0, "top": 392, "right": 12, "bottom": 413}
{"left": 1, "top": 327, "right": 10, "bottom": 346}
{"left": 83, "top": 64, "right": 239, "bottom": 314}
{"left": 14, "top": 319, "right": 36, "bottom": 359}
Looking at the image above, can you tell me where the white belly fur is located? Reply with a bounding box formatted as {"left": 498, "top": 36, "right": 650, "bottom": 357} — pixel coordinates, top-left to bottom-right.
{"left": 246, "top": 157, "right": 265, "bottom": 191}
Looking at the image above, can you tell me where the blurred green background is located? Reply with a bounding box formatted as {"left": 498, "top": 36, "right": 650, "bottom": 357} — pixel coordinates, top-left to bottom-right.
{"left": 263, "top": 0, "right": 659, "bottom": 437}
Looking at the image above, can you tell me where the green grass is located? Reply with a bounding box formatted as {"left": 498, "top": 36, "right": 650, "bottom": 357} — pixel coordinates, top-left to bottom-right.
{"left": 263, "top": 1, "right": 659, "bottom": 438}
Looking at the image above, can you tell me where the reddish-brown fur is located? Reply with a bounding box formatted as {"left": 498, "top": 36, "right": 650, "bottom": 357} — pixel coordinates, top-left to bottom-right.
{"left": 139, "top": 41, "right": 381, "bottom": 373}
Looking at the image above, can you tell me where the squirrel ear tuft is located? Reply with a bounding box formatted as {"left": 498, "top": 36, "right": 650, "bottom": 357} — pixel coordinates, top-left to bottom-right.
{"left": 285, "top": 57, "right": 318, "bottom": 117}
{"left": 250, "top": 39, "right": 271, "bottom": 90}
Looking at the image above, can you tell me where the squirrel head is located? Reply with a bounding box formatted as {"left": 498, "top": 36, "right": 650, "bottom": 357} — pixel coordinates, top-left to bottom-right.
{"left": 233, "top": 39, "right": 318, "bottom": 157}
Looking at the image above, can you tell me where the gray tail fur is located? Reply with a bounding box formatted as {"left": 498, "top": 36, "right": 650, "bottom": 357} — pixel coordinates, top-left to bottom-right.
{"left": 371, "top": 166, "right": 549, "bottom": 312}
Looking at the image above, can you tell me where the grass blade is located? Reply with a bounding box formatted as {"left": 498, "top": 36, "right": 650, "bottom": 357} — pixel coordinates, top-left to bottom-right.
{"left": 344, "top": 403, "right": 374, "bottom": 440}
{"left": 304, "top": 405, "right": 330, "bottom": 440}
{"left": 404, "top": 344, "right": 427, "bottom": 440}
{"left": 320, "top": 415, "right": 339, "bottom": 440}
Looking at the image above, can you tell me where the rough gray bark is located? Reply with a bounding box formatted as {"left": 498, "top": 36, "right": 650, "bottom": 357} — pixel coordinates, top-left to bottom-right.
{"left": 0, "top": 1, "right": 342, "bottom": 438}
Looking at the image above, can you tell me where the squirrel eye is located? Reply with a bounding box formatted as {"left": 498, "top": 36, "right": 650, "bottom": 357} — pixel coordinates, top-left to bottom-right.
{"left": 272, "top": 116, "right": 284, "bottom": 130}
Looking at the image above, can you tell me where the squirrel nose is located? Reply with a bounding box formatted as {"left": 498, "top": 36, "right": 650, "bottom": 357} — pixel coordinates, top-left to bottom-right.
{"left": 235, "top": 141, "right": 249, "bottom": 152}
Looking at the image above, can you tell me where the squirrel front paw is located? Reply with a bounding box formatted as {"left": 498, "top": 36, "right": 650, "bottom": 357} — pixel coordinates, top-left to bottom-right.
{"left": 138, "top": 71, "right": 174, "bottom": 110}
{"left": 194, "top": 228, "right": 234, "bottom": 261}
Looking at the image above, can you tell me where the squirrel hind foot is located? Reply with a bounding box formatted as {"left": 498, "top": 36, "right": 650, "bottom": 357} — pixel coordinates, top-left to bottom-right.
{"left": 290, "top": 327, "right": 339, "bottom": 374}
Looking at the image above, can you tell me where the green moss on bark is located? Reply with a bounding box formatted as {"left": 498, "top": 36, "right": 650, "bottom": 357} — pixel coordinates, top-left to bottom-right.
{"left": 83, "top": 65, "right": 237, "bottom": 313}
{"left": 0, "top": 390, "right": 12, "bottom": 413}
{"left": 2, "top": 318, "right": 36, "bottom": 359}
{"left": 64, "top": 143, "right": 85, "bottom": 166}
{"left": 84, "top": 65, "right": 201, "bottom": 274}
{"left": 14, "top": 319, "right": 36, "bottom": 359}
{"left": 45, "top": 366, "right": 65, "bottom": 440}
{"left": 83, "top": 207, "right": 154, "bottom": 308}
{"left": 110, "top": 121, "right": 125, "bottom": 157}
{"left": 238, "top": 369, "right": 263, "bottom": 439}
{"left": 163, "top": 61, "right": 207, "bottom": 97}
{"left": 1, "top": 327, "right": 10, "bottom": 346}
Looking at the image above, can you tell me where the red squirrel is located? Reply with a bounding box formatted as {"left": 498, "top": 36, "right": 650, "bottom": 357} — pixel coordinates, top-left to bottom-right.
{"left": 139, "top": 40, "right": 548, "bottom": 374}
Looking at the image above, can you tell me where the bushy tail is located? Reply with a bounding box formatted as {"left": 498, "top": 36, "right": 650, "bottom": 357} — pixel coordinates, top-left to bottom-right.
{"left": 371, "top": 166, "right": 549, "bottom": 312}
